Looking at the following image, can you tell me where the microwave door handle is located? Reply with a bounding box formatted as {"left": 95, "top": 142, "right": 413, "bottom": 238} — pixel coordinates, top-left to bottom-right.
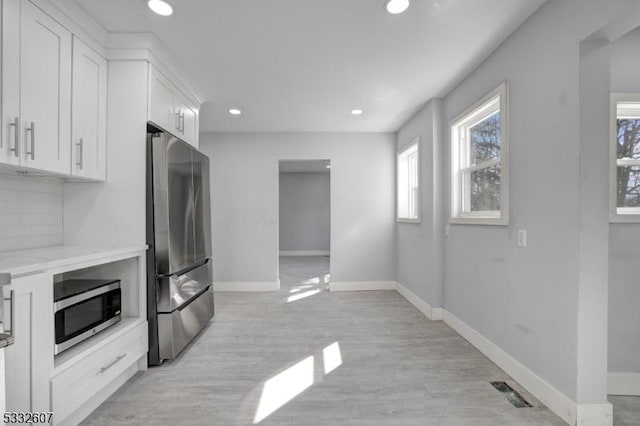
{"left": 53, "top": 281, "right": 120, "bottom": 312}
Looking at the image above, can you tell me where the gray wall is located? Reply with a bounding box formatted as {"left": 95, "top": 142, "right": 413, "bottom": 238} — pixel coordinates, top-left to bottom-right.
{"left": 279, "top": 172, "right": 330, "bottom": 253}
{"left": 200, "top": 132, "right": 396, "bottom": 284}
{"left": 396, "top": 100, "right": 445, "bottom": 306}
{"left": 608, "top": 27, "right": 640, "bottom": 374}
{"left": 438, "top": 0, "right": 635, "bottom": 401}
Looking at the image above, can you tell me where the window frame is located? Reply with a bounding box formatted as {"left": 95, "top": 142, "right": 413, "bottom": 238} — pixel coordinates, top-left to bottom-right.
{"left": 397, "top": 137, "right": 421, "bottom": 224}
{"left": 450, "top": 82, "right": 509, "bottom": 226}
{"left": 610, "top": 93, "right": 640, "bottom": 223}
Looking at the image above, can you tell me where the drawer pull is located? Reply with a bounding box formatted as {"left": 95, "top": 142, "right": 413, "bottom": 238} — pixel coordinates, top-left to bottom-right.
{"left": 9, "top": 117, "right": 19, "bottom": 157}
{"left": 76, "top": 138, "right": 83, "bottom": 170}
{"left": 98, "top": 354, "right": 126, "bottom": 375}
{"left": 26, "top": 122, "right": 35, "bottom": 160}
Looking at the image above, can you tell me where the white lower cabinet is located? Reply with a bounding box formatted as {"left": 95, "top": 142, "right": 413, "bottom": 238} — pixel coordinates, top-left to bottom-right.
{"left": 3, "top": 273, "right": 53, "bottom": 414}
{"left": 1, "top": 248, "right": 148, "bottom": 425}
{"left": 51, "top": 321, "right": 147, "bottom": 424}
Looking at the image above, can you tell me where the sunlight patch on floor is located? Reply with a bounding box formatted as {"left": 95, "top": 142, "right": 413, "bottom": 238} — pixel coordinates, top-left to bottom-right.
{"left": 254, "top": 342, "right": 343, "bottom": 423}
{"left": 323, "top": 342, "right": 342, "bottom": 375}
{"left": 286, "top": 288, "right": 321, "bottom": 303}
{"left": 253, "top": 356, "right": 315, "bottom": 424}
{"left": 289, "top": 284, "right": 316, "bottom": 294}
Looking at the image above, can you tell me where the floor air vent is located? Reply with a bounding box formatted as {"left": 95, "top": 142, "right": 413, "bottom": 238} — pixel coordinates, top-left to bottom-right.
{"left": 490, "top": 381, "right": 532, "bottom": 408}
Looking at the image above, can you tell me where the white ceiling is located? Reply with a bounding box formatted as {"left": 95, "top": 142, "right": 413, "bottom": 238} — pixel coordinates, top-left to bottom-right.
{"left": 280, "top": 160, "right": 330, "bottom": 173}
{"left": 74, "top": 0, "right": 546, "bottom": 132}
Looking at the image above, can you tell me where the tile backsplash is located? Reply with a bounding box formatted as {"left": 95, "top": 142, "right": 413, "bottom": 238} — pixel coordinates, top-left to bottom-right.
{"left": 0, "top": 175, "right": 63, "bottom": 252}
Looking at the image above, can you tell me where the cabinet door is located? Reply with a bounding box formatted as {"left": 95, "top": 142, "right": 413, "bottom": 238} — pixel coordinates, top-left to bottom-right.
{"left": 149, "top": 65, "right": 176, "bottom": 133}
{"left": 1, "top": 0, "right": 21, "bottom": 166}
{"left": 20, "top": 0, "right": 72, "bottom": 174}
{"left": 4, "top": 273, "right": 53, "bottom": 413}
{"left": 175, "top": 97, "right": 198, "bottom": 147}
{"left": 71, "top": 36, "right": 107, "bottom": 181}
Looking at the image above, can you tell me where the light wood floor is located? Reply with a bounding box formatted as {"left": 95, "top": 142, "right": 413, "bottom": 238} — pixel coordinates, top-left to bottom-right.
{"left": 610, "top": 396, "right": 640, "bottom": 426}
{"left": 84, "top": 256, "right": 565, "bottom": 425}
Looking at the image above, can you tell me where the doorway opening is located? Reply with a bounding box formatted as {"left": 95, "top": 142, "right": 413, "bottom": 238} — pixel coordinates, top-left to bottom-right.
{"left": 278, "top": 160, "right": 331, "bottom": 301}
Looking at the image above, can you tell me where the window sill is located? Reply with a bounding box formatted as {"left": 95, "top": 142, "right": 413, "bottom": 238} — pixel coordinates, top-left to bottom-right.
{"left": 450, "top": 216, "right": 508, "bottom": 226}
{"left": 398, "top": 218, "right": 421, "bottom": 224}
{"left": 609, "top": 213, "right": 640, "bottom": 224}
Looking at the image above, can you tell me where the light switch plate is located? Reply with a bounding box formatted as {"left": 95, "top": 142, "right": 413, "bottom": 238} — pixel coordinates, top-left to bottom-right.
{"left": 517, "top": 229, "right": 527, "bottom": 248}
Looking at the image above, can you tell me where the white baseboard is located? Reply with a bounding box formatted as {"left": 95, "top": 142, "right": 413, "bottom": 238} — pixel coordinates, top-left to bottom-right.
{"left": 329, "top": 281, "right": 397, "bottom": 292}
{"left": 214, "top": 282, "right": 279, "bottom": 292}
{"left": 395, "top": 282, "right": 442, "bottom": 321}
{"left": 393, "top": 284, "right": 610, "bottom": 425}
{"left": 441, "top": 309, "right": 577, "bottom": 425}
{"left": 608, "top": 372, "right": 640, "bottom": 396}
{"left": 279, "top": 250, "right": 330, "bottom": 256}
{"left": 576, "top": 401, "right": 612, "bottom": 426}
{"left": 431, "top": 307, "right": 444, "bottom": 321}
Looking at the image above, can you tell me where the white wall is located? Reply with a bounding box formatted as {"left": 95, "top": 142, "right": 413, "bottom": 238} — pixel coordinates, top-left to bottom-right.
{"left": 199, "top": 132, "right": 395, "bottom": 284}
{"left": 436, "top": 0, "right": 637, "bottom": 403}
{"left": 608, "top": 27, "right": 640, "bottom": 374}
{"left": 279, "top": 172, "right": 330, "bottom": 253}
{"left": 0, "top": 175, "right": 63, "bottom": 251}
{"left": 396, "top": 100, "right": 444, "bottom": 306}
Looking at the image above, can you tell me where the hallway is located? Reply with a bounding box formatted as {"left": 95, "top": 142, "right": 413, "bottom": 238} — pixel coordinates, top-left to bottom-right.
{"left": 84, "top": 257, "right": 564, "bottom": 425}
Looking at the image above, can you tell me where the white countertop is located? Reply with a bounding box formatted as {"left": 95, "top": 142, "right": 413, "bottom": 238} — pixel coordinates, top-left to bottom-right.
{"left": 0, "top": 245, "right": 147, "bottom": 278}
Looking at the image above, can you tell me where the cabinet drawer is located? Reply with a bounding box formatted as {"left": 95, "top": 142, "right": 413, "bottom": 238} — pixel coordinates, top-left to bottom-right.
{"left": 51, "top": 322, "right": 147, "bottom": 422}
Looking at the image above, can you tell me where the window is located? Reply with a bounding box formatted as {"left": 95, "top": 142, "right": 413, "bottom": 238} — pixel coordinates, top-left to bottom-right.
{"left": 450, "top": 82, "right": 509, "bottom": 225}
{"left": 610, "top": 94, "right": 640, "bottom": 222}
{"left": 397, "top": 138, "right": 420, "bottom": 222}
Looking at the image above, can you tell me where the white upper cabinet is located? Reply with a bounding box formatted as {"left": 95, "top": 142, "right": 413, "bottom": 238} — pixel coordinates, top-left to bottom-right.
{"left": 175, "top": 95, "right": 198, "bottom": 148}
{"left": 1, "top": 0, "right": 21, "bottom": 166}
{"left": 71, "top": 36, "right": 107, "bottom": 181}
{"left": 18, "top": 0, "right": 72, "bottom": 174}
{"left": 149, "top": 65, "right": 176, "bottom": 134}
{"left": 148, "top": 64, "right": 199, "bottom": 147}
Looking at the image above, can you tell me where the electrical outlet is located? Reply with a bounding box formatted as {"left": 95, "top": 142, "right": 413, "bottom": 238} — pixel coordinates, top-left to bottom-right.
{"left": 517, "top": 229, "right": 527, "bottom": 248}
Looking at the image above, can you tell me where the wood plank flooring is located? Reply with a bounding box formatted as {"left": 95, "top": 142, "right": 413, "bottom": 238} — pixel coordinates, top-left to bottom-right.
{"left": 83, "top": 256, "right": 565, "bottom": 425}
{"left": 610, "top": 396, "right": 640, "bottom": 426}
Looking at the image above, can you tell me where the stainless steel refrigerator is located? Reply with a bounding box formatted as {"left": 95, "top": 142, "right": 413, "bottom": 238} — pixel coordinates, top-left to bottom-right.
{"left": 146, "top": 125, "right": 214, "bottom": 365}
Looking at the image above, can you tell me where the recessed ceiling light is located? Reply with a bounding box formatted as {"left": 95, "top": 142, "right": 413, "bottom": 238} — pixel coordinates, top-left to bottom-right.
{"left": 228, "top": 108, "right": 242, "bottom": 115}
{"left": 350, "top": 109, "right": 364, "bottom": 116}
{"left": 148, "top": 0, "right": 173, "bottom": 16}
{"left": 385, "top": 0, "right": 410, "bottom": 14}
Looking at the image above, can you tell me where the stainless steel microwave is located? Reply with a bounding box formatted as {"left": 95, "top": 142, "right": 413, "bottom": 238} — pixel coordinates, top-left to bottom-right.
{"left": 54, "top": 279, "right": 121, "bottom": 355}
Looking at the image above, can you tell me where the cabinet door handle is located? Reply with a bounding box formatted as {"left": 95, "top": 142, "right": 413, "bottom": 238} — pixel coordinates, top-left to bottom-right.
{"left": 175, "top": 111, "right": 181, "bottom": 131}
{"left": 180, "top": 112, "right": 185, "bottom": 134}
{"left": 26, "top": 122, "right": 35, "bottom": 160}
{"left": 76, "top": 138, "right": 84, "bottom": 170}
{"left": 0, "top": 273, "right": 15, "bottom": 348}
{"left": 9, "top": 117, "right": 19, "bottom": 157}
{"left": 97, "top": 353, "right": 126, "bottom": 375}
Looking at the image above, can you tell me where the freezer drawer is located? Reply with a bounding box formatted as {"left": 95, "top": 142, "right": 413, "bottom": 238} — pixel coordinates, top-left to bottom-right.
{"left": 157, "top": 288, "right": 213, "bottom": 360}
{"left": 156, "top": 260, "right": 212, "bottom": 313}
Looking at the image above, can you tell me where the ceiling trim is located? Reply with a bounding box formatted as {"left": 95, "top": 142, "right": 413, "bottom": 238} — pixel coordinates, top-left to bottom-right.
{"left": 106, "top": 33, "right": 207, "bottom": 106}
